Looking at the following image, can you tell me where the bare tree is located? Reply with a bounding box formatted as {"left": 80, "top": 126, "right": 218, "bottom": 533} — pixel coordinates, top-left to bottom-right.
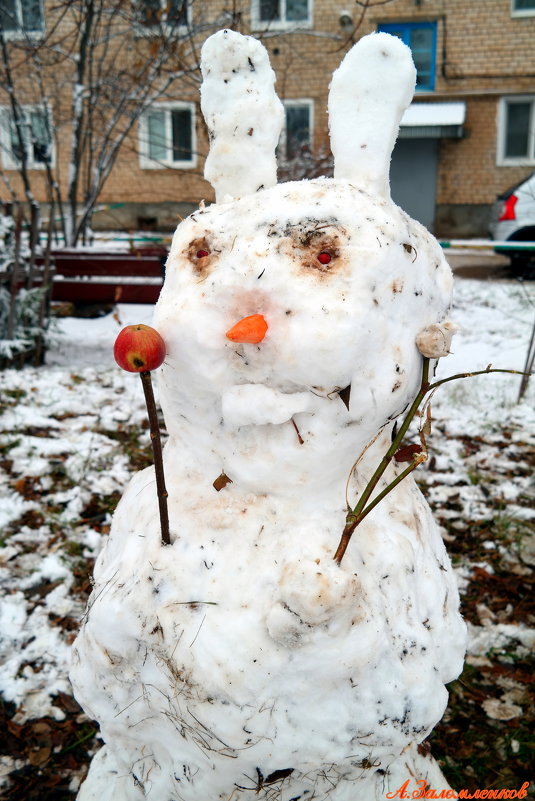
{"left": 0, "top": 0, "right": 395, "bottom": 245}
{"left": 0, "top": 0, "right": 238, "bottom": 245}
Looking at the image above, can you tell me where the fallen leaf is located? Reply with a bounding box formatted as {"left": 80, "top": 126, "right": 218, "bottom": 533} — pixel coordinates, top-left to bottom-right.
{"left": 482, "top": 697, "right": 522, "bottom": 721}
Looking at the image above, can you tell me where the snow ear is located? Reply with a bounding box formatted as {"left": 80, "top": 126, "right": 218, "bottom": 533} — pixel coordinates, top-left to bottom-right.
{"left": 200, "top": 29, "right": 285, "bottom": 203}
{"left": 328, "top": 32, "right": 416, "bottom": 200}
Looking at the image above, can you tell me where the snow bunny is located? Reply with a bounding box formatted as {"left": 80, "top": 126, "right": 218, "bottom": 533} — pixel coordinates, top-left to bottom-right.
{"left": 71, "top": 29, "right": 467, "bottom": 801}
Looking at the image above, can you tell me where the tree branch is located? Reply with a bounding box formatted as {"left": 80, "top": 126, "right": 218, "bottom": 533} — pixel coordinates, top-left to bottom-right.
{"left": 333, "top": 360, "right": 528, "bottom": 565}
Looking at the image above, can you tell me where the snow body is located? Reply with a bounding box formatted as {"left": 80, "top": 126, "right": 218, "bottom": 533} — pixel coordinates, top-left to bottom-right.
{"left": 70, "top": 31, "right": 467, "bottom": 801}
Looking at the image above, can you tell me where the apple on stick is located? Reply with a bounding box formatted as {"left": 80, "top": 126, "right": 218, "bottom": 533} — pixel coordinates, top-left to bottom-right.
{"left": 114, "top": 324, "right": 170, "bottom": 546}
{"left": 113, "top": 323, "right": 166, "bottom": 373}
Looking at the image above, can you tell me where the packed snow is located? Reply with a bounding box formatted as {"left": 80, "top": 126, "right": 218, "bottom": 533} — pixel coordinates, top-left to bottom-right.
{"left": 0, "top": 277, "right": 533, "bottom": 797}
{"left": 64, "top": 30, "right": 470, "bottom": 801}
{"left": 329, "top": 32, "right": 416, "bottom": 199}
{"left": 200, "top": 29, "right": 284, "bottom": 202}
{"left": 63, "top": 30, "right": 531, "bottom": 801}
{"left": 1, "top": 26, "right": 534, "bottom": 801}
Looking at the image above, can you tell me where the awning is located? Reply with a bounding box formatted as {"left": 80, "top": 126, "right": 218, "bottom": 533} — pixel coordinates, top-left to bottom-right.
{"left": 399, "top": 101, "right": 466, "bottom": 139}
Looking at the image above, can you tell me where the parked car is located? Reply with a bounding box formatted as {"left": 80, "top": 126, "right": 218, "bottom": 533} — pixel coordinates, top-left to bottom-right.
{"left": 489, "top": 172, "right": 535, "bottom": 277}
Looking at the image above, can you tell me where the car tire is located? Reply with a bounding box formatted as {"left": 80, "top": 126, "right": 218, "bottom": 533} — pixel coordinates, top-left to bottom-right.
{"left": 509, "top": 251, "right": 535, "bottom": 280}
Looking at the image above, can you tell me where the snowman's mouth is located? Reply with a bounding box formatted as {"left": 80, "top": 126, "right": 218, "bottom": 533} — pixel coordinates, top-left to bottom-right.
{"left": 221, "top": 382, "right": 351, "bottom": 427}
{"left": 221, "top": 384, "right": 312, "bottom": 427}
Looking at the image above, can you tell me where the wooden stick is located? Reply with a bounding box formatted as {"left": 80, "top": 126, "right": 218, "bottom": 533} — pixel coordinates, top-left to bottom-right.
{"left": 140, "top": 370, "right": 170, "bottom": 546}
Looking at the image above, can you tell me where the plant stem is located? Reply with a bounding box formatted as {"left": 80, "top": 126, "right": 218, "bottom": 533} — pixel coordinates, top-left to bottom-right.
{"left": 333, "top": 361, "right": 527, "bottom": 566}
{"left": 333, "top": 458, "right": 423, "bottom": 564}
{"left": 140, "top": 370, "right": 170, "bottom": 546}
{"left": 518, "top": 314, "right": 535, "bottom": 402}
{"left": 428, "top": 366, "right": 525, "bottom": 391}
{"left": 333, "top": 358, "right": 431, "bottom": 565}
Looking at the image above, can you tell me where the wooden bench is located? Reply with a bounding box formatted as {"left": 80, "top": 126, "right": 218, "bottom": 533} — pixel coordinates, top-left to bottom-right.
{"left": 36, "top": 247, "right": 167, "bottom": 304}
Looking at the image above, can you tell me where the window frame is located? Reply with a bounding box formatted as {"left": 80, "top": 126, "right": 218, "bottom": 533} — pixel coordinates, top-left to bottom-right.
{"left": 497, "top": 95, "right": 535, "bottom": 166}
{"left": 511, "top": 0, "right": 535, "bottom": 18}
{"left": 251, "top": 0, "right": 313, "bottom": 31}
{"left": 0, "top": 0, "right": 45, "bottom": 39}
{"left": 0, "top": 104, "right": 54, "bottom": 170}
{"left": 132, "top": 0, "right": 190, "bottom": 36}
{"left": 279, "top": 99, "right": 313, "bottom": 161}
{"left": 378, "top": 21, "right": 437, "bottom": 92}
{"left": 139, "top": 101, "right": 197, "bottom": 169}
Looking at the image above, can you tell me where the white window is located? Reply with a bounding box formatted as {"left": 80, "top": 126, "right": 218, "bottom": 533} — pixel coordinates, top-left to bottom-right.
{"left": 0, "top": 0, "right": 44, "bottom": 36}
{"left": 134, "top": 0, "right": 189, "bottom": 31}
{"left": 511, "top": 0, "right": 535, "bottom": 16}
{"left": 139, "top": 102, "right": 196, "bottom": 169}
{"left": 251, "top": 0, "right": 312, "bottom": 29}
{"left": 279, "top": 100, "right": 313, "bottom": 160}
{"left": 0, "top": 106, "right": 53, "bottom": 170}
{"left": 498, "top": 97, "right": 535, "bottom": 165}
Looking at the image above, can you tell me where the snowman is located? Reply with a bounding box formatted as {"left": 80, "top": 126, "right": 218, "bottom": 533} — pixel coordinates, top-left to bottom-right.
{"left": 70, "top": 29, "right": 467, "bottom": 801}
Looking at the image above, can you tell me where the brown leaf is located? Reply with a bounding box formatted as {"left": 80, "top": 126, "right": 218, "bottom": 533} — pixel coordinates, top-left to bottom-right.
{"left": 32, "top": 721, "right": 52, "bottom": 735}
{"left": 54, "top": 691, "right": 83, "bottom": 716}
{"left": 417, "top": 740, "right": 431, "bottom": 757}
{"left": 402, "top": 243, "right": 417, "bottom": 262}
{"left": 27, "top": 745, "right": 51, "bottom": 766}
{"left": 421, "top": 404, "right": 432, "bottom": 441}
{"left": 394, "top": 443, "right": 423, "bottom": 463}
{"left": 7, "top": 718, "right": 24, "bottom": 738}
{"left": 338, "top": 384, "right": 351, "bottom": 411}
{"left": 264, "top": 768, "right": 294, "bottom": 784}
{"left": 213, "top": 472, "right": 232, "bottom": 492}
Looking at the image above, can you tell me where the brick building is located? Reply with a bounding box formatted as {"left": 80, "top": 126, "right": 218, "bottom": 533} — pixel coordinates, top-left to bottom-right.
{"left": 1, "top": 0, "right": 534, "bottom": 237}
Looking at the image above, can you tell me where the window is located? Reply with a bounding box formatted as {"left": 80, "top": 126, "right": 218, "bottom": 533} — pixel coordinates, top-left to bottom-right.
{"left": 279, "top": 100, "right": 312, "bottom": 160}
{"left": 134, "top": 0, "right": 188, "bottom": 30}
{"left": 0, "top": 106, "right": 53, "bottom": 170}
{"left": 139, "top": 103, "right": 196, "bottom": 168}
{"left": 511, "top": 0, "right": 535, "bottom": 16}
{"left": 378, "top": 22, "right": 437, "bottom": 92}
{"left": 251, "top": 0, "right": 311, "bottom": 29}
{"left": 498, "top": 97, "right": 535, "bottom": 164}
{"left": 0, "top": 0, "right": 44, "bottom": 35}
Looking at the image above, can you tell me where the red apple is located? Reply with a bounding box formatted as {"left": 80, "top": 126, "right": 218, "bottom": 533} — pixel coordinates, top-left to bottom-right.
{"left": 114, "top": 324, "right": 166, "bottom": 373}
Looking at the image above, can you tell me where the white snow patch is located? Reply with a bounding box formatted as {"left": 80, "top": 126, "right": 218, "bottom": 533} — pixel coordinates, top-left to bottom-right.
{"left": 222, "top": 383, "right": 311, "bottom": 426}
{"left": 0, "top": 492, "right": 38, "bottom": 529}
{"left": 467, "top": 621, "right": 535, "bottom": 657}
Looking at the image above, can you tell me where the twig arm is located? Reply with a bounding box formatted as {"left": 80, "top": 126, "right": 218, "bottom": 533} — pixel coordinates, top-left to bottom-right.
{"left": 333, "top": 456, "right": 423, "bottom": 565}
{"left": 140, "top": 371, "right": 170, "bottom": 546}
{"left": 428, "top": 366, "right": 526, "bottom": 391}
{"left": 333, "top": 360, "right": 528, "bottom": 566}
{"left": 333, "top": 357, "right": 431, "bottom": 565}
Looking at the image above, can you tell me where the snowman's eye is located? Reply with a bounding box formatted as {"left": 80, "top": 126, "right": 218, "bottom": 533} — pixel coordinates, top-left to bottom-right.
{"left": 186, "top": 237, "right": 214, "bottom": 277}
{"left": 318, "top": 252, "right": 332, "bottom": 265}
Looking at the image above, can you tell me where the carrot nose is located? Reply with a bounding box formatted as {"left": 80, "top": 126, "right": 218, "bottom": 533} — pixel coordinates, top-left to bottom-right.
{"left": 226, "top": 314, "right": 268, "bottom": 344}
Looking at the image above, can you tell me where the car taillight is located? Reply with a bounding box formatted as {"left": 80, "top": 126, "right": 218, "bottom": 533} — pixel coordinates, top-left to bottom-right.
{"left": 498, "top": 194, "right": 518, "bottom": 221}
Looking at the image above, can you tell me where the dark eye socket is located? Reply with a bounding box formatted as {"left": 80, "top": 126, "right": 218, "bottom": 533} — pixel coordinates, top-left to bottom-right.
{"left": 196, "top": 249, "right": 209, "bottom": 258}
{"left": 317, "top": 251, "right": 332, "bottom": 265}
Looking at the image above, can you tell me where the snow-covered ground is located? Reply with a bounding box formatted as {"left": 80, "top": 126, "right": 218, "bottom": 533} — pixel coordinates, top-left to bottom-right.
{"left": 0, "top": 276, "right": 533, "bottom": 796}
{"left": 429, "top": 276, "right": 534, "bottom": 526}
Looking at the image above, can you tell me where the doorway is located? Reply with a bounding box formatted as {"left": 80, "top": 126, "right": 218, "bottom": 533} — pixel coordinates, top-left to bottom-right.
{"left": 390, "top": 138, "right": 438, "bottom": 232}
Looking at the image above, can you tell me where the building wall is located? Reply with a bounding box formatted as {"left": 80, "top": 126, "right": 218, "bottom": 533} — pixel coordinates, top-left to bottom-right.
{"left": 1, "top": 0, "right": 534, "bottom": 236}
{"left": 359, "top": 0, "right": 535, "bottom": 234}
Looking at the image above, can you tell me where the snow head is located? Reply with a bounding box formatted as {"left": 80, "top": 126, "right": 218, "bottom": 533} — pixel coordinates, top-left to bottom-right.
{"left": 153, "top": 29, "right": 453, "bottom": 497}
{"left": 71, "top": 30, "right": 466, "bottom": 801}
